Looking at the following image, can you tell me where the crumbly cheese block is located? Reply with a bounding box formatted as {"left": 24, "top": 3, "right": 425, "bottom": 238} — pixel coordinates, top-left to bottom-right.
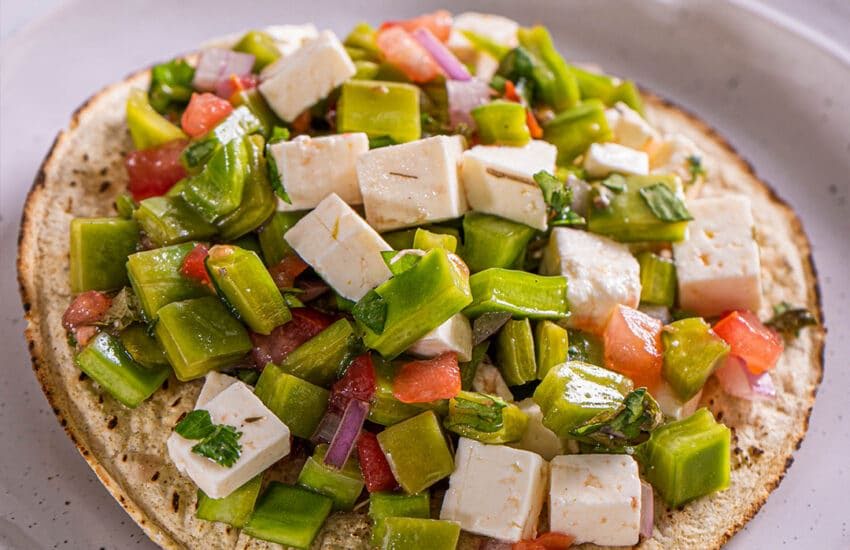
{"left": 605, "top": 102, "right": 659, "bottom": 150}
{"left": 649, "top": 132, "right": 707, "bottom": 185}
{"left": 270, "top": 133, "right": 368, "bottom": 211}
{"left": 510, "top": 398, "right": 564, "bottom": 460}
{"left": 472, "top": 363, "right": 514, "bottom": 402}
{"left": 440, "top": 438, "right": 547, "bottom": 542}
{"left": 258, "top": 30, "right": 355, "bottom": 122}
{"left": 672, "top": 195, "right": 762, "bottom": 316}
{"left": 195, "top": 372, "right": 239, "bottom": 408}
{"left": 583, "top": 142, "right": 650, "bottom": 178}
{"left": 357, "top": 135, "right": 467, "bottom": 232}
{"left": 461, "top": 140, "right": 556, "bottom": 231}
{"left": 408, "top": 313, "right": 473, "bottom": 362}
{"left": 540, "top": 227, "right": 641, "bottom": 333}
{"left": 550, "top": 454, "right": 642, "bottom": 546}
{"left": 166, "top": 382, "right": 291, "bottom": 499}
{"left": 284, "top": 193, "right": 392, "bottom": 301}
{"left": 264, "top": 24, "right": 319, "bottom": 59}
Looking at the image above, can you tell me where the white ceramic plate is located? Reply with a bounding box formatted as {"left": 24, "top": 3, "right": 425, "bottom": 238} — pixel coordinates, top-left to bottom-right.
{"left": 2, "top": 1, "right": 849, "bottom": 548}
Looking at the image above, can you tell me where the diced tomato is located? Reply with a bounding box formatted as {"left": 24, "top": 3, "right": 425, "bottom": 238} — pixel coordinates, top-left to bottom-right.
{"left": 180, "top": 92, "right": 234, "bottom": 138}
{"left": 124, "top": 139, "right": 187, "bottom": 201}
{"left": 216, "top": 73, "right": 258, "bottom": 101}
{"left": 376, "top": 26, "right": 444, "bottom": 83}
{"left": 73, "top": 325, "right": 100, "bottom": 347}
{"left": 603, "top": 305, "right": 663, "bottom": 389}
{"left": 330, "top": 353, "right": 377, "bottom": 411}
{"left": 393, "top": 352, "right": 461, "bottom": 403}
{"left": 180, "top": 243, "right": 211, "bottom": 286}
{"left": 268, "top": 255, "right": 309, "bottom": 290}
{"left": 250, "top": 308, "right": 336, "bottom": 367}
{"left": 291, "top": 110, "right": 312, "bottom": 135}
{"left": 381, "top": 10, "right": 453, "bottom": 42}
{"left": 62, "top": 290, "right": 112, "bottom": 331}
{"left": 526, "top": 110, "right": 544, "bottom": 139}
{"left": 513, "top": 532, "right": 574, "bottom": 550}
{"left": 504, "top": 80, "right": 522, "bottom": 103}
{"left": 357, "top": 430, "right": 399, "bottom": 492}
{"left": 713, "top": 310, "right": 783, "bottom": 374}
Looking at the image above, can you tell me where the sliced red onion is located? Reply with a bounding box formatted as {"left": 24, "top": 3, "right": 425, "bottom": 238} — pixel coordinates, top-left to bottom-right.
{"left": 447, "top": 79, "right": 491, "bottom": 129}
{"left": 192, "top": 48, "right": 255, "bottom": 92}
{"left": 640, "top": 480, "right": 654, "bottom": 539}
{"left": 412, "top": 27, "right": 471, "bottom": 81}
{"left": 715, "top": 356, "right": 776, "bottom": 400}
{"left": 324, "top": 399, "right": 370, "bottom": 469}
{"left": 311, "top": 408, "right": 342, "bottom": 445}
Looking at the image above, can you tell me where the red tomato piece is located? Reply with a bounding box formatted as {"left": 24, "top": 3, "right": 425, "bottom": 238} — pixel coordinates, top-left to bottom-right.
{"left": 62, "top": 290, "right": 112, "bottom": 331}
{"left": 713, "top": 310, "right": 783, "bottom": 374}
{"left": 357, "top": 431, "right": 399, "bottom": 492}
{"left": 268, "top": 255, "right": 309, "bottom": 289}
{"left": 513, "top": 532, "right": 574, "bottom": 550}
{"left": 180, "top": 243, "right": 211, "bottom": 286}
{"left": 124, "top": 139, "right": 187, "bottom": 201}
{"left": 181, "top": 92, "right": 234, "bottom": 138}
{"left": 603, "top": 305, "right": 663, "bottom": 389}
{"left": 393, "top": 352, "right": 461, "bottom": 403}
{"left": 330, "top": 353, "right": 377, "bottom": 411}
{"left": 381, "top": 10, "right": 453, "bottom": 42}
{"left": 526, "top": 110, "right": 544, "bottom": 139}
{"left": 250, "top": 308, "right": 336, "bottom": 367}
{"left": 73, "top": 325, "right": 100, "bottom": 347}
{"left": 504, "top": 80, "right": 522, "bottom": 103}
{"left": 216, "top": 73, "right": 259, "bottom": 101}
{"left": 376, "top": 26, "right": 444, "bottom": 83}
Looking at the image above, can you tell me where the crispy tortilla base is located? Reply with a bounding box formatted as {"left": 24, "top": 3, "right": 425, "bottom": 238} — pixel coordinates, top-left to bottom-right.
{"left": 17, "top": 70, "right": 824, "bottom": 549}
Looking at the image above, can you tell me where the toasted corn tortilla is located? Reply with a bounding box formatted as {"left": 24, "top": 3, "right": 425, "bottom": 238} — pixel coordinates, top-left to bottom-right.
{"left": 17, "top": 66, "right": 824, "bottom": 549}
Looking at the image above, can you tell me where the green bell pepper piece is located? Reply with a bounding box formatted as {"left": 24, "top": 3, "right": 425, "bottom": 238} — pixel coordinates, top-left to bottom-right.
{"left": 75, "top": 331, "right": 170, "bottom": 408}
{"left": 461, "top": 212, "right": 536, "bottom": 273}
{"left": 587, "top": 174, "right": 689, "bottom": 242}
{"left": 257, "top": 211, "right": 307, "bottom": 266}
{"left": 181, "top": 106, "right": 261, "bottom": 171}
{"left": 243, "top": 483, "right": 332, "bottom": 549}
{"left": 612, "top": 80, "right": 644, "bottom": 115}
{"left": 381, "top": 228, "right": 417, "bottom": 251}
{"left": 533, "top": 361, "right": 633, "bottom": 437}
{"left": 125, "top": 89, "right": 187, "bottom": 150}
{"left": 344, "top": 23, "right": 380, "bottom": 61}
{"left": 254, "top": 364, "right": 329, "bottom": 438}
{"left": 205, "top": 245, "right": 291, "bottom": 334}
{"left": 359, "top": 248, "right": 472, "bottom": 359}
{"left": 134, "top": 196, "right": 217, "bottom": 247}
{"left": 233, "top": 30, "right": 281, "bottom": 71}
{"left": 543, "top": 99, "right": 612, "bottom": 164}
{"left": 377, "top": 411, "right": 454, "bottom": 494}
{"left": 115, "top": 193, "right": 137, "bottom": 219}
{"left": 230, "top": 89, "right": 281, "bottom": 139}
{"left": 464, "top": 268, "right": 568, "bottom": 320}
{"left": 297, "top": 444, "right": 364, "bottom": 511}
{"left": 154, "top": 296, "right": 252, "bottom": 381}
{"left": 444, "top": 391, "right": 528, "bottom": 443}
{"left": 638, "top": 251, "right": 678, "bottom": 307}
{"left": 148, "top": 58, "right": 195, "bottom": 115}
{"left": 337, "top": 80, "right": 421, "bottom": 143}
{"left": 517, "top": 26, "right": 580, "bottom": 111}
{"left": 379, "top": 517, "right": 460, "bottom": 550}
{"left": 69, "top": 218, "right": 139, "bottom": 293}
{"left": 126, "top": 242, "right": 210, "bottom": 320}
{"left": 662, "top": 318, "right": 730, "bottom": 401}
{"left": 230, "top": 233, "right": 263, "bottom": 257}
{"left": 413, "top": 228, "right": 457, "bottom": 253}
{"left": 535, "top": 320, "right": 569, "bottom": 379}
{"left": 496, "top": 318, "right": 537, "bottom": 385}
{"left": 119, "top": 324, "right": 168, "bottom": 368}
{"left": 279, "top": 319, "right": 355, "bottom": 386}
{"left": 471, "top": 100, "right": 530, "bottom": 146}
{"left": 640, "top": 408, "right": 731, "bottom": 508}
{"left": 181, "top": 136, "right": 250, "bottom": 223}
{"left": 369, "top": 359, "right": 425, "bottom": 426}
{"left": 354, "top": 60, "right": 380, "bottom": 80}
{"left": 196, "top": 475, "right": 262, "bottom": 528}
{"left": 567, "top": 64, "right": 644, "bottom": 114}
{"left": 369, "top": 492, "right": 430, "bottom": 547}
{"left": 567, "top": 329, "right": 604, "bottom": 365}
{"left": 460, "top": 341, "right": 489, "bottom": 391}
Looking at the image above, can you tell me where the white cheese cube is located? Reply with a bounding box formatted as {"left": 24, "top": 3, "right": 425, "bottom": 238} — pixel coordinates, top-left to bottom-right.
{"left": 440, "top": 438, "right": 547, "bottom": 542}
{"left": 408, "top": 313, "right": 473, "bottom": 362}
{"left": 264, "top": 24, "right": 319, "bottom": 59}
{"left": 510, "top": 398, "right": 564, "bottom": 460}
{"left": 284, "top": 193, "right": 392, "bottom": 301}
{"left": 357, "top": 135, "right": 467, "bottom": 232}
{"left": 472, "top": 364, "right": 514, "bottom": 402}
{"left": 550, "top": 454, "right": 642, "bottom": 546}
{"left": 447, "top": 12, "right": 519, "bottom": 62}
{"left": 653, "top": 381, "right": 702, "bottom": 420}
{"left": 604, "top": 102, "right": 658, "bottom": 150}
{"left": 672, "top": 195, "right": 762, "bottom": 316}
{"left": 583, "top": 142, "right": 649, "bottom": 178}
{"left": 540, "top": 227, "right": 641, "bottom": 333}
{"left": 270, "top": 133, "right": 369, "bottom": 211}
{"left": 461, "top": 140, "right": 556, "bottom": 231}
{"left": 258, "top": 30, "right": 355, "bottom": 122}
{"left": 195, "top": 372, "right": 239, "bottom": 408}
{"left": 166, "top": 382, "right": 291, "bottom": 499}
{"left": 650, "top": 133, "right": 706, "bottom": 186}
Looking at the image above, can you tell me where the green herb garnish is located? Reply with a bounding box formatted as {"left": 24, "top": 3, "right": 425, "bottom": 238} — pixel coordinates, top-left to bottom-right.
{"left": 444, "top": 392, "right": 507, "bottom": 433}
{"left": 352, "top": 289, "right": 388, "bottom": 334}
{"left": 533, "top": 170, "right": 586, "bottom": 226}
{"left": 638, "top": 183, "right": 693, "bottom": 222}
{"left": 368, "top": 135, "right": 396, "bottom": 149}
{"left": 686, "top": 155, "right": 707, "bottom": 185}
{"left": 600, "top": 174, "right": 627, "bottom": 193}
{"left": 175, "top": 409, "right": 243, "bottom": 467}
{"left": 97, "top": 287, "right": 142, "bottom": 332}
{"left": 266, "top": 126, "right": 291, "bottom": 203}
{"left": 766, "top": 301, "right": 817, "bottom": 339}
{"left": 569, "top": 388, "right": 663, "bottom": 449}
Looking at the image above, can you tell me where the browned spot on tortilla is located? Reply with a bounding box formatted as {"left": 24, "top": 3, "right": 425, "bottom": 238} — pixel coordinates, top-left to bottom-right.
{"left": 171, "top": 492, "right": 180, "bottom": 513}
{"left": 107, "top": 416, "right": 118, "bottom": 430}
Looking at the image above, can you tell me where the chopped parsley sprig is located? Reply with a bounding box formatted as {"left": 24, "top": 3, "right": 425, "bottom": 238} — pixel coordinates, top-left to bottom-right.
{"left": 175, "top": 409, "right": 243, "bottom": 467}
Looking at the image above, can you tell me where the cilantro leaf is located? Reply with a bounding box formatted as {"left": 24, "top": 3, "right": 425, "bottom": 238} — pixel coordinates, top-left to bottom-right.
{"left": 266, "top": 127, "right": 291, "bottom": 203}
{"left": 533, "top": 170, "right": 586, "bottom": 227}
{"left": 638, "top": 183, "right": 693, "bottom": 222}
{"left": 191, "top": 425, "right": 243, "bottom": 468}
{"left": 175, "top": 410, "right": 216, "bottom": 440}
{"left": 96, "top": 287, "right": 142, "bottom": 332}
{"left": 352, "top": 289, "right": 388, "bottom": 334}
{"left": 687, "top": 155, "right": 707, "bottom": 185}
{"left": 766, "top": 301, "right": 817, "bottom": 339}
{"left": 445, "top": 392, "right": 507, "bottom": 434}
{"left": 569, "top": 388, "right": 663, "bottom": 449}
{"left": 368, "top": 135, "right": 396, "bottom": 149}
